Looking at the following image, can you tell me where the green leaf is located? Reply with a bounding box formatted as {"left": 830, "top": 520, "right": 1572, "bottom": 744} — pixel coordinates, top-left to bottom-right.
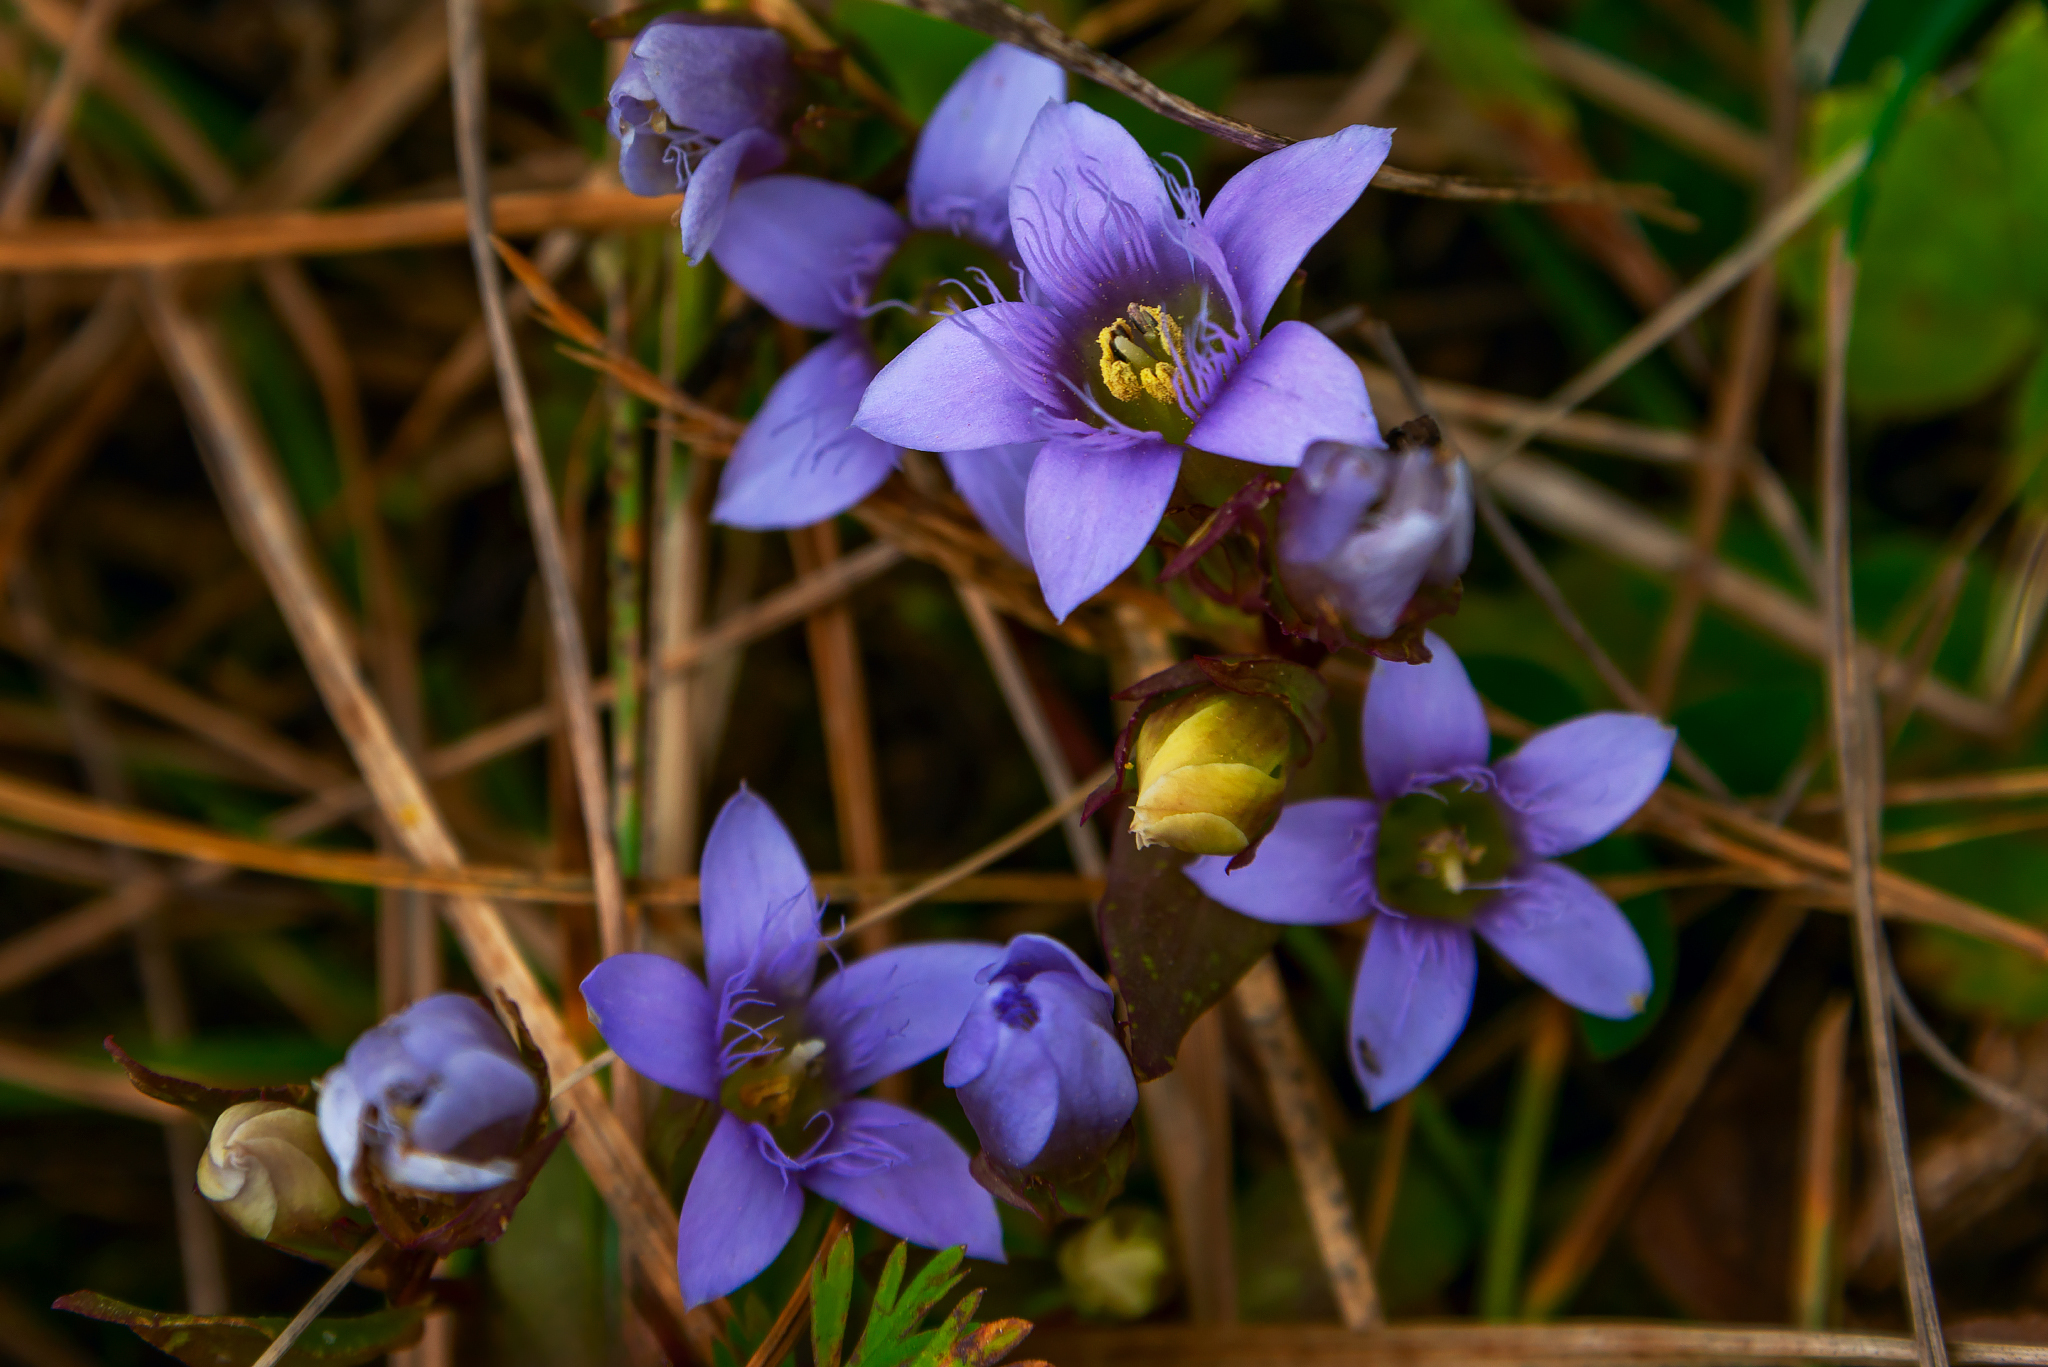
{"left": 904, "top": 1288, "right": 981, "bottom": 1367}
{"left": 54, "top": 1292, "right": 424, "bottom": 1367}
{"left": 850, "top": 1246, "right": 969, "bottom": 1367}
{"left": 1976, "top": 4, "right": 2048, "bottom": 308}
{"left": 1461, "top": 654, "right": 1585, "bottom": 733}
{"left": 1383, "top": 0, "right": 1572, "bottom": 129}
{"left": 834, "top": 0, "right": 993, "bottom": 118}
{"left": 1567, "top": 836, "right": 1675, "bottom": 1058}
{"left": 812, "top": 1226, "right": 855, "bottom": 1367}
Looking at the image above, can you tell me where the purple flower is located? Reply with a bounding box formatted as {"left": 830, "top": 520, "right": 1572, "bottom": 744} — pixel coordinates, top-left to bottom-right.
{"left": 854, "top": 105, "right": 1393, "bottom": 621}
{"left": 707, "top": 46, "right": 1064, "bottom": 540}
{"left": 581, "top": 788, "right": 1005, "bottom": 1307}
{"left": 1186, "top": 636, "right": 1672, "bottom": 1107}
{"left": 609, "top": 13, "right": 795, "bottom": 262}
{"left": 944, "top": 935, "right": 1137, "bottom": 1174}
{"left": 316, "top": 994, "right": 542, "bottom": 1203}
{"left": 1279, "top": 438, "right": 1472, "bottom": 641}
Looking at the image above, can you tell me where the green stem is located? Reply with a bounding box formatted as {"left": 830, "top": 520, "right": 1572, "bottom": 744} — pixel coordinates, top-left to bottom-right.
{"left": 597, "top": 238, "right": 644, "bottom": 878}
{"left": 1479, "top": 999, "right": 1570, "bottom": 1320}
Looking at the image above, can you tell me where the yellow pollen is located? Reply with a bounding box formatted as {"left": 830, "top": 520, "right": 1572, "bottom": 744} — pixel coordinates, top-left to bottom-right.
{"left": 735, "top": 1073, "right": 797, "bottom": 1126}
{"left": 1417, "top": 827, "right": 1486, "bottom": 895}
{"left": 1096, "top": 304, "right": 1186, "bottom": 410}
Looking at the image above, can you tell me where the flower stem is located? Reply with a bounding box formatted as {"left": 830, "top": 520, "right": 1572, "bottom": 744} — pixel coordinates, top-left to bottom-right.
{"left": 1479, "top": 999, "right": 1571, "bottom": 1320}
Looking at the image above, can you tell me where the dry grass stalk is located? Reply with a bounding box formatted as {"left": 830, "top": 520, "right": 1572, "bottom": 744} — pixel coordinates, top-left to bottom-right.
{"left": 1522, "top": 27, "right": 1769, "bottom": 181}
{"left": 1234, "top": 955, "right": 1383, "bottom": 1328}
{"left": 1794, "top": 994, "right": 1853, "bottom": 1328}
{"left": 0, "top": 0, "right": 124, "bottom": 225}
{"left": 1364, "top": 1094, "right": 1412, "bottom": 1260}
{"left": 0, "top": 1037, "right": 181, "bottom": 1122}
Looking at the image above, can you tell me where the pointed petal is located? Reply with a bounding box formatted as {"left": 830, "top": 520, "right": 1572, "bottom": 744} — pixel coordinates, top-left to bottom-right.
{"left": 1007, "top": 102, "right": 1177, "bottom": 315}
{"left": 714, "top": 333, "right": 898, "bottom": 529}
{"left": 1350, "top": 915, "right": 1476, "bottom": 1108}
{"left": 808, "top": 941, "right": 1006, "bottom": 1093}
{"left": 1186, "top": 322, "right": 1380, "bottom": 468}
{"left": 1474, "top": 862, "right": 1652, "bottom": 1019}
{"left": 712, "top": 176, "right": 905, "bottom": 330}
{"left": 1204, "top": 124, "right": 1393, "bottom": 333}
{"left": 1363, "top": 632, "right": 1489, "bottom": 798}
{"left": 1184, "top": 797, "right": 1378, "bottom": 924}
{"left": 854, "top": 304, "right": 1056, "bottom": 451}
{"left": 1492, "top": 714, "right": 1676, "bottom": 859}
{"left": 677, "top": 1113, "right": 805, "bottom": 1307}
{"left": 679, "top": 128, "right": 786, "bottom": 264}
{"left": 629, "top": 17, "right": 793, "bottom": 139}
{"left": 1024, "top": 434, "right": 1181, "bottom": 622}
{"left": 941, "top": 443, "right": 1040, "bottom": 566}
{"left": 803, "top": 1099, "right": 1004, "bottom": 1261}
{"left": 580, "top": 953, "right": 719, "bottom": 1099}
{"left": 909, "top": 45, "right": 1065, "bottom": 250}
{"left": 700, "top": 787, "right": 820, "bottom": 1002}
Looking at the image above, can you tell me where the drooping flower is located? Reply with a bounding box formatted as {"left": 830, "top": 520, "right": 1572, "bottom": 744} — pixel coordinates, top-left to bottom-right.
{"left": 854, "top": 104, "right": 1394, "bottom": 620}
{"left": 1185, "top": 636, "right": 1672, "bottom": 1107}
{"left": 707, "top": 45, "right": 1064, "bottom": 543}
{"left": 316, "top": 994, "right": 543, "bottom": 1203}
{"left": 582, "top": 788, "right": 1005, "bottom": 1307}
{"left": 608, "top": 13, "right": 796, "bottom": 262}
{"left": 198, "top": 1101, "right": 345, "bottom": 1242}
{"left": 944, "top": 935, "right": 1137, "bottom": 1175}
{"left": 1279, "top": 436, "right": 1472, "bottom": 641}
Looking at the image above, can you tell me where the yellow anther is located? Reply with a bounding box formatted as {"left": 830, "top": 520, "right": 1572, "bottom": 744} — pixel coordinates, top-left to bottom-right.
{"left": 1139, "top": 363, "right": 1178, "bottom": 405}
{"left": 1418, "top": 827, "right": 1484, "bottom": 895}
{"left": 1098, "top": 324, "right": 1144, "bottom": 401}
{"left": 1098, "top": 305, "right": 1187, "bottom": 411}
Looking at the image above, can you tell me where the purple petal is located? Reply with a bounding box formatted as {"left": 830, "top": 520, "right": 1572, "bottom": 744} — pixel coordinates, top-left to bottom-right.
{"left": 954, "top": 1027, "right": 1061, "bottom": 1167}
{"left": 1006, "top": 102, "right": 1177, "bottom": 316}
{"left": 712, "top": 176, "right": 905, "bottom": 330}
{"left": 1185, "top": 322, "right": 1379, "bottom": 468}
{"left": 699, "top": 787, "right": 820, "bottom": 1002}
{"left": 909, "top": 45, "right": 1065, "bottom": 251}
{"left": 380, "top": 1149, "right": 516, "bottom": 1194}
{"left": 1184, "top": 797, "right": 1378, "bottom": 924}
{"left": 854, "top": 304, "right": 1056, "bottom": 452}
{"left": 941, "top": 444, "right": 1039, "bottom": 566}
{"left": 802, "top": 1098, "right": 1004, "bottom": 1261}
{"left": 1024, "top": 434, "right": 1181, "bottom": 622}
{"left": 407, "top": 1044, "right": 538, "bottom": 1155}
{"left": 628, "top": 16, "right": 792, "bottom": 139}
{"left": 1493, "top": 714, "right": 1675, "bottom": 859}
{"left": 580, "top": 953, "right": 718, "bottom": 1100}
{"left": 807, "top": 941, "right": 1006, "bottom": 1094}
{"left": 715, "top": 332, "right": 898, "bottom": 529}
{"left": 1203, "top": 124, "right": 1393, "bottom": 333}
{"left": 679, "top": 128, "right": 786, "bottom": 264}
{"left": 616, "top": 107, "right": 681, "bottom": 197}
{"left": 1363, "top": 631, "right": 1489, "bottom": 798}
{"left": 1473, "top": 861, "right": 1652, "bottom": 1019}
{"left": 677, "top": 1113, "right": 805, "bottom": 1307}
{"left": 1350, "top": 915, "right": 1476, "bottom": 1108}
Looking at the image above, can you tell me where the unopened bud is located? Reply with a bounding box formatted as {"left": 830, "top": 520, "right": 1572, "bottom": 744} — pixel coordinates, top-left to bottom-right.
{"left": 1129, "top": 689, "right": 1294, "bottom": 856}
{"left": 197, "top": 1101, "right": 345, "bottom": 1242}
{"left": 1057, "top": 1207, "right": 1172, "bottom": 1320}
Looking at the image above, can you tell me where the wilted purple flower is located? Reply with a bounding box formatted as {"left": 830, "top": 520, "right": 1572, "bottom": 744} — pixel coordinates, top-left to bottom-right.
{"left": 1186, "top": 636, "right": 1672, "bottom": 1107}
{"left": 707, "top": 46, "right": 1064, "bottom": 540}
{"left": 582, "top": 788, "right": 1005, "bottom": 1307}
{"left": 1279, "top": 438, "right": 1472, "bottom": 641}
{"left": 854, "top": 104, "right": 1393, "bottom": 621}
{"left": 609, "top": 13, "right": 795, "bottom": 262}
{"left": 944, "top": 935, "right": 1137, "bottom": 1174}
{"left": 316, "top": 994, "right": 542, "bottom": 1203}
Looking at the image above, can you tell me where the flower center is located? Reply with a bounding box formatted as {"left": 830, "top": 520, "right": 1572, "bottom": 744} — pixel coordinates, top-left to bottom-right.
{"left": 868, "top": 230, "right": 1009, "bottom": 364}
{"left": 1374, "top": 781, "right": 1514, "bottom": 920}
{"left": 1084, "top": 299, "right": 1203, "bottom": 444}
{"left": 721, "top": 1023, "right": 833, "bottom": 1148}
{"left": 993, "top": 983, "right": 1040, "bottom": 1030}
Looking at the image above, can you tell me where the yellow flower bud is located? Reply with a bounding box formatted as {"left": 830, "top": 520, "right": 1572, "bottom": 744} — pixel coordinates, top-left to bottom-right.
{"left": 196, "top": 1101, "right": 345, "bottom": 1242}
{"left": 1057, "top": 1207, "right": 1173, "bottom": 1320}
{"left": 1129, "top": 688, "right": 1294, "bottom": 856}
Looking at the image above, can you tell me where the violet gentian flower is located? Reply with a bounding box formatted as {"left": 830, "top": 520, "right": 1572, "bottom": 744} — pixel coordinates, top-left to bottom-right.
{"left": 316, "top": 994, "right": 542, "bottom": 1203}
{"left": 1186, "top": 636, "right": 1672, "bottom": 1107}
{"left": 944, "top": 935, "right": 1137, "bottom": 1174}
{"left": 581, "top": 787, "right": 1005, "bottom": 1307}
{"left": 1279, "top": 438, "right": 1472, "bottom": 641}
{"left": 707, "top": 45, "right": 1064, "bottom": 543}
{"left": 609, "top": 13, "right": 795, "bottom": 262}
{"left": 854, "top": 104, "right": 1394, "bottom": 620}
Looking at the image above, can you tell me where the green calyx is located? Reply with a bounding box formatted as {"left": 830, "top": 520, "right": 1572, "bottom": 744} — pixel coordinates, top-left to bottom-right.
{"left": 1374, "top": 781, "right": 1514, "bottom": 920}
{"left": 867, "top": 230, "right": 1009, "bottom": 364}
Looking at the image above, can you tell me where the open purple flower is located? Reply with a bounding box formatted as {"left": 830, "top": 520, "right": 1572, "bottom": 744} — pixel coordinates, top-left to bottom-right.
{"left": 581, "top": 788, "right": 1005, "bottom": 1307}
{"left": 945, "top": 935, "right": 1137, "bottom": 1175}
{"left": 1279, "top": 438, "right": 1472, "bottom": 641}
{"left": 609, "top": 13, "right": 795, "bottom": 262}
{"left": 1185, "top": 636, "right": 1672, "bottom": 1107}
{"left": 707, "top": 45, "right": 1064, "bottom": 543}
{"left": 316, "top": 994, "right": 541, "bottom": 1203}
{"left": 854, "top": 104, "right": 1393, "bottom": 620}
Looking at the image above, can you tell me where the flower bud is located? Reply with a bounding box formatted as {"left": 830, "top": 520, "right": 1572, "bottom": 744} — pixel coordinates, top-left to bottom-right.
{"left": 946, "top": 936, "right": 1137, "bottom": 1176}
{"left": 1057, "top": 1207, "right": 1172, "bottom": 1320}
{"left": 196, "top": 1101, "right": 344, "bottom": 1242}
{"left": 1129, "top": 688, "right": 1295, "bottom": 856}
{"left": 317, "top": 994, "right": 541, "bottom": 1204}
{"left": 1279, "top": 433, "right": 1472, "bottom": 642}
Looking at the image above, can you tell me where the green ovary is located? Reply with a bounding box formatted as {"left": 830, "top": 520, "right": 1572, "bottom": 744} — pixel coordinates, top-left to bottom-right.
{"left": 1374, "top": 782, "right": 1514, "bottom": 921}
